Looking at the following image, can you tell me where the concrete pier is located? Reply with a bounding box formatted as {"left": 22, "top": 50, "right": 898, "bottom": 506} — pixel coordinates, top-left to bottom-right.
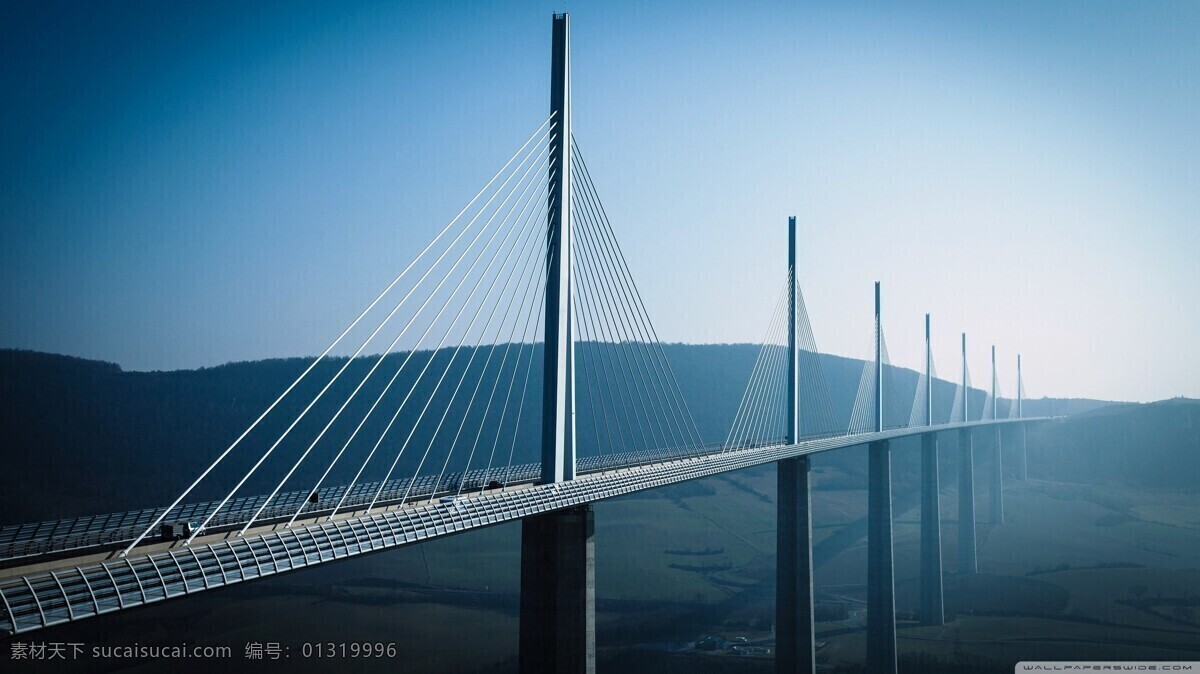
{"left": 919, "top": 432, "right": 945, "bottom": 625}
{"left": 957, "top": 429, "right": 977, "bottom": 575}
{"left": 776, "top": 456, "right": 816, "bottom": 673}
{"left": 988, "top": 346, "right": 1003, "bottom": 524}
{"left": 518, "top": 505, "right": 595, "bottom": 674}
{"left": 1018, "top": 425, "right": 1028, "bottom": 481}
{"left": 990, "top": 427, "right": 1004, "bottom": 524}
{"left": 867, "top": 439, "right": 897, "bottom": 674}
{"left": 1017, "top": 354, "right": 1027, "bottom": 480}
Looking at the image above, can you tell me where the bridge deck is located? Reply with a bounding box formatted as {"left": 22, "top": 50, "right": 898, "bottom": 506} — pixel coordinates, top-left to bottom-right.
{"left": 0, "top": 441, "right": 750, "bottom": 565}
{"left": 0, "top": 418, "right": 1043, "bottom": 636}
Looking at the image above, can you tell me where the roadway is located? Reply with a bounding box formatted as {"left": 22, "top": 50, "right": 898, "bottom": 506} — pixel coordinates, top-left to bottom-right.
{"left": 0, "top": 417, "right": 1044, "bottom": 636}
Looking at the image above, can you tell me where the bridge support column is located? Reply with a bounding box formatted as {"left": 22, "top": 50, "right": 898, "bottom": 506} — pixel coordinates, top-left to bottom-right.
{"left": 1017, "top": 354, "right": 1027, "bottom": 481}
{"left": 957, "top": 429, "right": 977, "bottom": 575}
{"left": 988, "top": 346, "right": 1003, "bottom": 524}
{"left": 776, "top": 216, "right": 815, "bottom": 672}
{"left": 776, "top": 456, "right": 816, "bottom": 673}
{"left": 867, "top": 439, "right": 897, "bottom": 674}
{"left": 518, "top": 505, "right": 595, "bottom": 674}
{"left": 919, "top": 432, "right": 944, "bottom": 626}
{"left": 542, "top": 12, "right": 575, "bottom": 485}
{"left": 989, "top": 427, "right": 1004, "bottom": 524}
{"left": 1018, "top": 425, "right": 1028, "bottom": 481}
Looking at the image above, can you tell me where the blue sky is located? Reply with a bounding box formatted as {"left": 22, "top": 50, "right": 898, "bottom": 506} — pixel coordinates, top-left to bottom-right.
{"left": 1, "top": 0, "right": 1197, "bottom": 402}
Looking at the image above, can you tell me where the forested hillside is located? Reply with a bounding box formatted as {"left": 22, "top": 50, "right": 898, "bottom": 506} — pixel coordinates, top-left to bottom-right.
{"left": 0, "top": 347, "right": 1108, "bottom": 523}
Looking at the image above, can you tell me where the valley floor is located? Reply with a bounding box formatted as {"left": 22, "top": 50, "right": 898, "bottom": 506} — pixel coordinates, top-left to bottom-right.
{"left": 5, "top": 470, "right": 1199, "bottom": 673}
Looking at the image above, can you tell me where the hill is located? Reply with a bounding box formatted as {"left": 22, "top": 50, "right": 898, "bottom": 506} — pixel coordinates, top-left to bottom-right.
{"left": 4, "top": 348, "right": 1199, "bottom": 673}
{"left": 1027, "top": 397, "right": 1200, "bottom": 489}
{"left": 1, "top": 347, "right": 1111, "bottom": 523}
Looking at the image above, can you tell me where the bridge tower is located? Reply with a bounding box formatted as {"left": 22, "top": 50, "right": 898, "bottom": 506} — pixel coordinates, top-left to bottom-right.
{"left": 519, "top": 14, "right": 595, "bottom": 674}
{"left": 919, "top": 314, "right": 945, "bottom": 626}
{"left": 989, "top": 346, "right": 1004, "bottom": 524}
{"left": 541, "top": 11, "right": 576, "bottom": 487}
{"left": 776, "top": 216, "right": 816, "bottom": 673}
{"left": 866, "top": 282, "right": 898, "bottom": 674}
{"left": 958, "top": 333, "right": 978, "bottom": 575}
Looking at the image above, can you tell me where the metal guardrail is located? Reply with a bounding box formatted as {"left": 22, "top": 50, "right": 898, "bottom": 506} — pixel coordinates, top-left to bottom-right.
{"left": 0, "top": 441, "right": 750, "bottom": 562}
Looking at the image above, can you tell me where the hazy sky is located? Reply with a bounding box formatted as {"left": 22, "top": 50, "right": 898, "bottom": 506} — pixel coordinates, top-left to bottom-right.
{"left": 2, "top": 1, "right": 1197, "bottom": 403}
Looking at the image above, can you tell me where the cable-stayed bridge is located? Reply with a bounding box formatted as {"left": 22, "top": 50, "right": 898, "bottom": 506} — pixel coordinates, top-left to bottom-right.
{"left": 0, "top": 14, "right": 1051, "bottom": 674}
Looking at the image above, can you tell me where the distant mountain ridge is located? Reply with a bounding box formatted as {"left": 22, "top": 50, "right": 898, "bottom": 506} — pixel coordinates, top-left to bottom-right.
{"left": 1026, "top": 397, "right": 1200, "bottom": 489}
{"left": 0, "top": 347, "right": 1117, "bottom": 524}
